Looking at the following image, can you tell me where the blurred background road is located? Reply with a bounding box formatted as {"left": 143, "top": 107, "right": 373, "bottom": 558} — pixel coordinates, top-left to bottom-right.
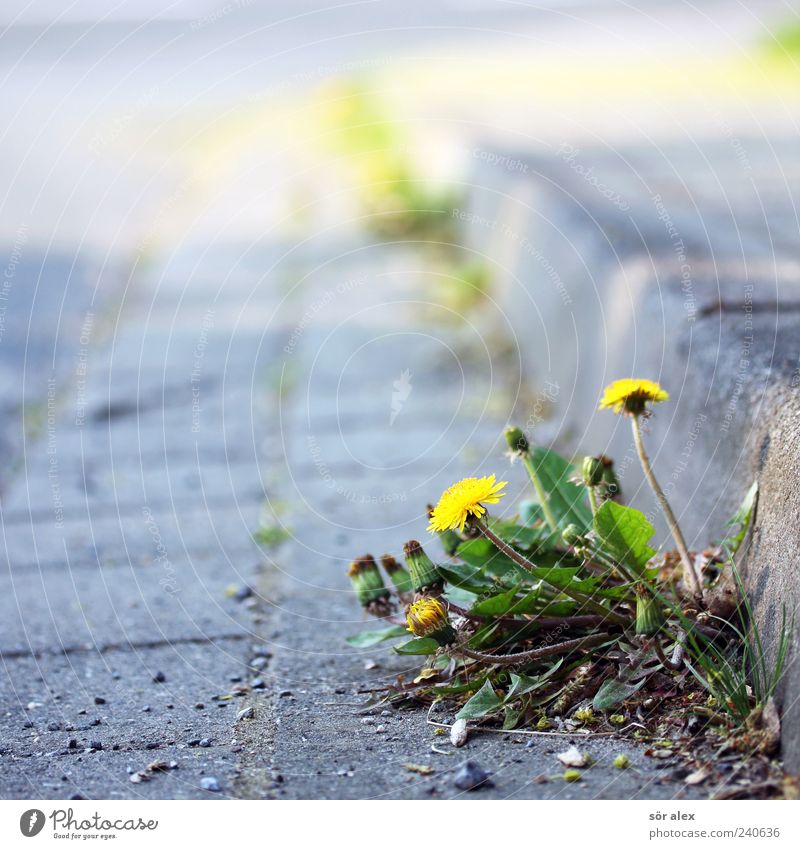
{"left": 1, "top": 0, "right": 799, "bottom": 798}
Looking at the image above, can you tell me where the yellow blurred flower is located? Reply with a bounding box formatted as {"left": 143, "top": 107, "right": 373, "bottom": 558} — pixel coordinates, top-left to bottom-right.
{"left": 598, "top": 378, "right": 669, "bottom": 416}
{"left": 427, "top": 475, "right": 507, "bottom": 533}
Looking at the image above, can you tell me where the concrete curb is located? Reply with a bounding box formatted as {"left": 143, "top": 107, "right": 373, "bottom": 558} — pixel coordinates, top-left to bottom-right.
{"left": 468, "top": 140, "right": 800, "bottom": 771}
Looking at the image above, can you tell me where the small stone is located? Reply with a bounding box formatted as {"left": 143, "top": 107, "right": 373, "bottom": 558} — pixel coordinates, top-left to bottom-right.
{"left": 199, "top": 739, "right": 211, "bottom": 748}
{"left": 194, "top": 703, "right": 205, "bottom": 710}
{"left": 145, "top": 742, "right": 159, "bottom": 750}
{"left": 200, "top": 777, "right": 220, "bottom": 792}
{"left": 68, "top": 739, "right": 77, "bottom": 749}
{"left": 94, "top": 697, "right": 106, "bottom": 705}
{"left": 250, "top": 657, "right": 267, "bottom": 671}
{"left": 453, "top": 761, "right": 491, "bottom": 791}
{"left": 251, "top": 678, "right": 266, "bottom": 690}
{"left": 375, "top": 725, "right": 386, "bottom": 733}
{"left": 152, "top": 672, "right": 166, "bottom": 683}
{"left": 232, "top": 585, "right": 253, "bottom": 601}
{"left": 22, "top": 721, "right": 34, "bottom": 729}
{"left": 236, "top": 707, "right": 255, "bottom": 721}
{"left": 47, "top": 722, "right": 61, "bottom": 732}
{"left": 450, "top": 719, "right": 468, "bottom": 748}
{"left": 141, "top": 706, "right": 151, "bottom": 713}
{"left": 279, "top": 690, "right": 293, "bottom": 698}
{"left": 89, "top": 741, "right": 103, "bottom": 751}
{"left": 188, "top": 739, "right": 201, "bottom": 747}
{"left": 361, "top": 717, "right": 375, "bottom": 726}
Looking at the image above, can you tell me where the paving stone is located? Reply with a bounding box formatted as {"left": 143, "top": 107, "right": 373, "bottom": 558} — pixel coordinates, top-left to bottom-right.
{"left": 0, "top": 556, "right": 261, "bottom": 654}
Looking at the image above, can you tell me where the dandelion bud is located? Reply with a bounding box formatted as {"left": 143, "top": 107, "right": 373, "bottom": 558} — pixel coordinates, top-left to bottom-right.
{"left": 582, "top": 455, "right": 604, "bottom": 487}
{"left": 403, "top": 540, "right": 444, "bottom": 594}
{"left": 634, "top": 585, "right": 665, "bottom": 636}
{"left": 347, "top": 555, "right": 391, "bottom": 612}
{"left": 406, "top": 596, "right": 455, "bottom": 646}
{"left": 504, "top": 425, "right": 529, "bottom": 454}
{"left": 380, "top": 554, "right": 413, "bottom": 596}
{"left": 600, "top": 455, "right": 621, "bottom": 500}
{"left": 561, "top": 524, "right": 584, "bottom": 547}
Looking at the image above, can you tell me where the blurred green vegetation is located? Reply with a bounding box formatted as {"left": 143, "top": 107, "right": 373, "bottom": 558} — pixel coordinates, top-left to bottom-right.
{"left": 319, "top": 80, "right": 461, "bottom": 241}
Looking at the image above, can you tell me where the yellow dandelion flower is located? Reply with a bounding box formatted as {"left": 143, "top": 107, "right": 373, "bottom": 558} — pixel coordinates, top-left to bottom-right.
{"left": 598, "top": 378, "right": 669, "bottom": 416}
{"left": 427, "top": 475, "right": 507, "bottom": 533}
{"left": 406, "top": 596, "right": 454, "bottom": 644}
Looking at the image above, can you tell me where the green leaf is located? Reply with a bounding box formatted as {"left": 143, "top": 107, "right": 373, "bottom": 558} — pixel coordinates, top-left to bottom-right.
{"left": 720, "top": 481, "right": 758, "bottom": 557}
{"left": 502, "top": 706, "right": 524, "bottom": 729}
{"left": 456, "top": 678, "right": 503, "bottom": 720}
{"left": 393, "top": 637, "right": 439, "bottom": 655}
{"left": 506, "top": 588, "right": 548, "bottom": 615}
{"left": 594, "top": 500, "right": 656, "bottom": 572}
{"left": 346, "top": 625, "right": 407, "bottom": 647}
{"left": 528, "top": 447, "right": 593, "bottom": 531}
{"left": 437, "top": 561, "right": 492, "bottom": 594}
{"left": 468, "top": 621, "right": 502, "bottom": 649}
{"left": 487, "top": 518, "right": 554, "bottom": 550}
{"left": 469, "top": 584, "right": 523, "bottom": 617}
{"left": 506, "top": 660, "right": 563, "bottom": 700}
{"left": 456, "top": 537, "right": 531, "bottom": 585}
{"left": 593, "top": 675, "right": 647, "bottom": 711}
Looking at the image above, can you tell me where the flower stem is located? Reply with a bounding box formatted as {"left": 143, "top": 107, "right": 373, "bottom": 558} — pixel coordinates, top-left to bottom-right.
{"left": 521, "top": 453, "right": 559, "bottom": 534}
{"left": 458, "top": 633, "right": 610, "bottom": 666}
{"left": 631, "top": 416, "right": 703, "bottom": 605}
{"left": 476, "top": 522, "right": 628, "bottom": 626}
{"left": 587, "top": 486, "right": 599, "bottom": 517}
